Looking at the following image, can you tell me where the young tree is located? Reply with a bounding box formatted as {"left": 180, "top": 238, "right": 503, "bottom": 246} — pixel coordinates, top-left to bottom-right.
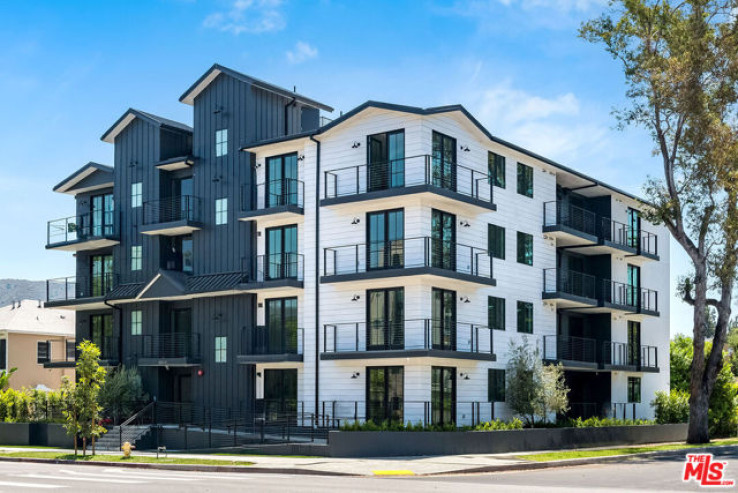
{"left": 60, "top": 375, "right": 79, "bottom": 455}
{"left": 538, "top": 363, "right": 570, "bottom": 423}
{"left": 582, "top": 0, "right": 738, "bottom": 443}
{"left": 72, "top": 341, "right": 107, "bottom": 455}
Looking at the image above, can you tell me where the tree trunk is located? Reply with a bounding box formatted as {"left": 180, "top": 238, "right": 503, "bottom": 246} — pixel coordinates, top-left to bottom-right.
{"left": 82, "top": 437, "right": 87, "bottom": 456}
{"left": 73, "top": 433, "right": 78, "bottom": 456}
{"left": 687, "top": 389, "right": 710, "bottom": 444}
{"left": 92, "top": 436, "right": 96, "bottom": 456}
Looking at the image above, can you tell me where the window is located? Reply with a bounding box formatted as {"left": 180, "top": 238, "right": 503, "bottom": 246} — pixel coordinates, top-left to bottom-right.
{"left": 65, "top": 340, "right": 75, "bottom": 360}
{"left": 367, "top": 209, "right": 404, "bottom": 270}
{"left": 488, "top": 296, "right": 505, "bottom": 331}
{"left": 488, "top": 369, "right": 506, "bottom": 402}
{"left": 37, "top": 341, "right": 50, "bottom": 364}
{"left": 366, "top": 366, "right": 404, "bottom": 424}
{"left": 488, "top": 224, "right": 505, "bottom": 260}
{"left": 215, "top": 198, "right": 228, "bottom": 225}
{"left": 131, "top": 310, "right": 142, "bottom": 336}
{"left": 368, "top": 130, "right": 405, "bottom": 191}
{"left": 214, "top": 336, "right": 227, "bottom": 363}
{"left": 91, "top": 314, "right": 114, "bottom": 358}
{"left": 0, "top": 339, "right": 6, "bottom": 370}
{"left": 517, "top": 231, "right": 533, "bottom": 265}
{"left": 517, "top": 163, "right": 533, "bottom": 197}
{"left": 488, "top": 151, "right": 506, "bottom": 188}
{"left": 215, "top": 129, "right": 228, "bottom": 157}
{"left": 431, "top": 209, "right": 456, "bottom": 270}
{"left": 431, "top": 367, "right": 456, "bottom": 425}
{"left": 131, "top": 182, "right": 142, "bottom": 208}
{"left": 131, "top": 245, "right": 142, "bottom": 271}
{"left": 628, "top": 377, "right": 641, "bottom": 403}
{"left": 627, "top": 321, "right": 641, "bottom": 366}
{"left": 627, "top": 208, "right": 641, "bottom": 248}
{"left": 517, "top": 301, "right": 533, "bottom": 333}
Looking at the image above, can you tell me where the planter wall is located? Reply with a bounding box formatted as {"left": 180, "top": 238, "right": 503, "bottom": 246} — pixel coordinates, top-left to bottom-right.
{"left": 0, "top": 423, "right": 73, "bottom": 448}
{"left": 327, "top": 423, "right": 689, "bottom": 457}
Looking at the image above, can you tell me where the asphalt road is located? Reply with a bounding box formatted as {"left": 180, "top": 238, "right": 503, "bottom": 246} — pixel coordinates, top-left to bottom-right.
{"left": 0, "top": 452, "right": 734, "bottom": 492}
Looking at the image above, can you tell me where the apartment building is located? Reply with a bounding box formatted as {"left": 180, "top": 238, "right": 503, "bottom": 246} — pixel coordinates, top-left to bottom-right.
{"left": 45, "top": 64, "right": 669, "bottom": 427}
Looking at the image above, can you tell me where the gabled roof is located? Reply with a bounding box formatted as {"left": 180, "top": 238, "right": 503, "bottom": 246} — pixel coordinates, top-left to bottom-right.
{"left": 101, "top": 108, "right": 193, "bottom": 144}
{"left": 53, "top": 162, "right": 114, "bottom": 195}
{"left": 243, "top": 100, "right": 644, "bottom": 203}
{"left": 179, "top": 63, "right": 334, "bottom": 112}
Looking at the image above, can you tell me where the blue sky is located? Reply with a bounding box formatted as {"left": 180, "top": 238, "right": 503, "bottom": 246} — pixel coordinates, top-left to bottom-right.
{"left": 0, "top": 0, "right": 691, "bottom": 334}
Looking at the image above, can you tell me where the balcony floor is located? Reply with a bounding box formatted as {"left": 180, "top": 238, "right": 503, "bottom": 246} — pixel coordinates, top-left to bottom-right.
{"left": 46, "top": 237, "right": 119, "bottom": 252}
{"left": 140, "top": 219, "right": 203, "bottom": 236}
{"left": 321, "top": 349, "right": 496, "bottom": 362}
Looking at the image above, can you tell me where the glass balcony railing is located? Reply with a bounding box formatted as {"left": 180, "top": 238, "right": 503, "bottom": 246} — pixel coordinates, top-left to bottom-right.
{"left": 47, "top": 211, "right": 118, "bottom": 247}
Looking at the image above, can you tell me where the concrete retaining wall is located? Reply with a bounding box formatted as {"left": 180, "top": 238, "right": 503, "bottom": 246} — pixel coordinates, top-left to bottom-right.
{"left": 327, "top": 424, "right": 689, "bottom": 457}
{"left": 0, "top": 423, "right": 73, "bottom": 448}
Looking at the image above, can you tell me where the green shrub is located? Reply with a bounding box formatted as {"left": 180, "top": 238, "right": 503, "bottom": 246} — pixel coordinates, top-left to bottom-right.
{"left": 338, "top": 418, "right": 523, "bottom": 432}
{"left": 566, "top": 416, "right": 654, "bottom": 428}
{"left": 474, "top": 418, "right": 524, "bottom": 431}
{"left": 0, "top": 388, "right": 65, "bottom": 423}
{"left": 651, "top": 390, "right": 690, "bottom": 424}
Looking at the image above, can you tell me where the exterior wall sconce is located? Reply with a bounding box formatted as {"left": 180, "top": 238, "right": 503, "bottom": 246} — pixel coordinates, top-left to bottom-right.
{"left": 298, "top": 154, "right": 305, "bottom": 161}
{"left": 460, "top": 145, "right": 470, "bottom": 152}
{"left": 351, "top": 141, "right": 361, "bottom": 149}
{"left": 351, "top": 295, "right": 361, "bottom": 301}
{"left": 197, "top": 369, "right": 205, "bottom": 377}
{"left": 460, "top": 296, "right": 470, "bottom": 303}
{"left": 351, "top": 372, "right": 360, "bottom": 379}
{"left": 459, "top": 373, "right": 470, "bottom": 380}
{"left": 459, "top": 220, "right": 470, "bottom": 227}
{"left": 254, "top": 162, "right": 262, "bottom": 168}
{"left": 351, "top": 217, "right": 360, "bottom": 225}
{"left": 256, "top": 372, "right": 262, "bottom": 378}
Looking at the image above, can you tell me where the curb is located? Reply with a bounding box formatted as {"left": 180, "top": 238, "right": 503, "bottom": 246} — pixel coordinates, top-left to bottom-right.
{"left": 418, "top": 444, "right": 738, "bottom": 477}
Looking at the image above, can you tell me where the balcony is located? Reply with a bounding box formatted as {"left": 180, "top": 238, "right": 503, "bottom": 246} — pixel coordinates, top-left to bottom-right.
{"left": 237, "top": 326, "right": 304, "bottom": 364}
{"left": 322, "top": 237, "right": 494, "bottom": 286}
{"left": 42, "top": 337, "right": 120, "bottom": 368}
{"left": 134, "top": 333, "right": 202, "bottom": 367}
{"left": 239, "top": 179, "right": 304, "bottom": 224}
{"left": 542, "top": 201, "right": 659, "bottom": 260}
{"left": 45, "top": 274, "right": 115, "bottom": 309}
{"left": 319, "top": 400, "right": 496, "bottom": 428}
{"left": 46, "top": 212, "right": 119, "bottom": 252}
{"left": 543, "top": 335, "right": 660, "bottom": 372}
{"left": 602, "top": 279, "right": 659, "bottom": 316}
{"left": 140, "top": 196, "right": 202, "bottom": 236}
{"left": 321, "top": 319, "right": 495, "bottom": 361}
{"left": 543, "top": 335, "right": 598, "bottom": 370}
{"left": 602, "top": 341, "right": 659, "bottom": 372}
{"left": 542, "top": 269, "right": 598, "bottom": 308}
{"left": 239, "top": 253, "right": 304, "bottom": 291}
{"left": 322, "top": 155, "right": 496, "bottom": 211}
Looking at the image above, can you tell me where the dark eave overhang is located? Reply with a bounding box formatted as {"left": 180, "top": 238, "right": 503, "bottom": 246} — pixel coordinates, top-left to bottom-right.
{"left": 53, "top": 162, "right": 114, "bottom": 195}
{"left": 101, "top": 108, "right": 192, "bottom": 144}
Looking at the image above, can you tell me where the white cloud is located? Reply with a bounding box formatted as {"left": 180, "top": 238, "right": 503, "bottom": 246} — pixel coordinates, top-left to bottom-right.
{"left": 286, "top": 41, "right": 318, "bottom": 64}
{"left": 496, "top": 0, "right": 606, "bottom": 12}
{"left": 203, "top": 0, "right": 285, "bottom": 35}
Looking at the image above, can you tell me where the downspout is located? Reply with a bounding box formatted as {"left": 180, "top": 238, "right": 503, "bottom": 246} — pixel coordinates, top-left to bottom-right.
{"left": 284, "top": 97, "right": 297, "bottom": 136}
{"left": 309, "top": 134, "right": 321, "bottom": 420}
{"left": 104, "top": 298, "right": 123, "bottom": 367}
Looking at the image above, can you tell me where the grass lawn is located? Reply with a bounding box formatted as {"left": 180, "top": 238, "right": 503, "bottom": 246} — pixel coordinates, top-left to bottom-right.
{"left": 0, "top": 451, "right": 254, "bottom": 467}
{"left": 518, "top": 438, "right": 738, "bottom": 462}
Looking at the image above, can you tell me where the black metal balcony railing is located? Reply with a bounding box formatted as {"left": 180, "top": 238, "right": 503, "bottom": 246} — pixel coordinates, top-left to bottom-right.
{"left": 601, "top": 218, "right": 659, "bottom": 256}
{"left": 96, "top": 336, "right": 120, "bottom": 362}
{"left": 242, "top": 326, "right": 304, "bottom": 355}
{"left": 242, "top": 253, "right": 304, "bottom": 283}
{"left": 603, "top": 279, "right": 659, "bottom": 312}
{"left": 241, "top": 179, "right": 305, "bottom": 211}
{"left": 143, "top": 195, "right": 201, "bottom": 225}
{"left": 46, "top": 274, "right": 115, "bottom": 302}
{"left": 135, "top": 333, "right": 201, "bottom": 360}
{"left": 47, "top": 211, "right": 118, "bottom": 246}
{"left": 543, "top": 335, "right": 597, "bottom": 364}
{"left": 543, "top": 268, "right": 596, "bottom": 299}
{"left": 323, "top": 155, "right": 494, "bottom": 204}
{"left": 602, "top": 341, "right": 658, "bottom": 369}
{"left": 323, "top": 237, "right": 493, "bottom": 279}
{"left": 323, "top": 319, "right": 493, "bottom": 355}
{"left": 543, "top": 201, "right": 597, "bottom": 236}
{"left": 320, "top": 400, "right": 496, "bottom": 428}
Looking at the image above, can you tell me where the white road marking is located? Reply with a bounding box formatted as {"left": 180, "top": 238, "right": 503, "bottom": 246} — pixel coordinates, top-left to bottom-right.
{"left": 0, "top": 480, "right": 66, "bottom": 489}
{"left": 59, "top": 469, "right": 197, "bottom": 481}
{"left": 100, "top": 467, "right": 252, "bottom": 480}
{"left": 17, "top": 474, "right": 143, "bottom": 484}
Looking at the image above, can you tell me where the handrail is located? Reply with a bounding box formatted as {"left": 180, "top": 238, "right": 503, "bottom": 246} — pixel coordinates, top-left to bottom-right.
{"left": 121, "top": 401, "right": 155, "bottom": 427}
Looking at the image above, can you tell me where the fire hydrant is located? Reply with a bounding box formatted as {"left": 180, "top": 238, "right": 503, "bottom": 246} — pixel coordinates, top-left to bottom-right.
{"left": 121, "top": 441, "right": 134, "bottom": 458}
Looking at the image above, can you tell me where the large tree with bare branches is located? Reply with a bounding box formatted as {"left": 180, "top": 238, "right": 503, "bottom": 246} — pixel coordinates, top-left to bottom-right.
{"left": 581, "top": 0, "right": 738, "bottom": 443}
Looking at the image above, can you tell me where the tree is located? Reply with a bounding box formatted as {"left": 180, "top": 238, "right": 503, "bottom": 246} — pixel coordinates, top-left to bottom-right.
{"left": 99, "top": 366, "right": 148, "bottom": 424}
{"left": 506, "top": 338, "right": 570, "bottom": 425}
{"left": 581, "top": 0, "right": 738, "bottom": 443}
{"left": 60, "top": 376, "right": 79, "bottom": 455}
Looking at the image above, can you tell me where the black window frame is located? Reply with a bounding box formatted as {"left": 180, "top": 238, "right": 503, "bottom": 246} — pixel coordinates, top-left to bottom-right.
{"left": 488, "top": 151, "right": 506, "bottom": 188}
{"left": 488, "top": 296, "right": 505, "bottom": 331}
{"left": 37, "top": 341, "right": 50, "bottom": 364}
{"left": 488, "top": 368, "right": 506, "bottom": 402}
{"left": 517, "top": 231, "right": 533, "bottom": 266}
{"left": 517, "top": 162, "right": 533, "bottom": 198}
{"left": 628, "top": 376, "right": 641, "bottom": 403}
{"left": 517, "top": 301, "right": 533, "bottom": 334}
{"left": 488, "top": 224, "right": 505, "bottom": 260}
{"left": 366, "top": 366, "right": 404, "bottom": 424}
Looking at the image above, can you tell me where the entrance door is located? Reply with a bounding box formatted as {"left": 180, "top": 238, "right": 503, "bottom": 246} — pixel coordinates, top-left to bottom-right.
{"left": 366, "top": 366, "right": 404, "bottom": 423}
{"left": 266, "top": 153, "right": 298, "bottom": 207}
{"left": 90, "top": 193, "right": 114, "bottom": 237}
{"left": 431, "top": 209, "right": 456, "bottom": 271}
{"left": 431, "top": 366, "right": 456, "bottom": 425}
{"left": 90, "top": 254, "right": 114, "bottom": 297}
{"left": 432, "top": 288, "right": 456, "bottom": 350}
{"left": 265, "top": 225, "right": 298, "bottom": 280}
{"left": 263, "top": 369, "right": 298, "bottom": 424}
{"left": 628, "top": 321, "right": 641, "bottom": 366}
{"left": 627, "top": 208, "right": 641, "bottom": 249}
{"left": 174, "top": 374, "right": 193, "bottom": 403}
{"left": 367, "top": 209, "right": 404, "bottom": 270}
{"left": 265, "top": 298, "right": 298, "bottom": 354}
{"left": 367, "top": 288, "right": 404, "bottom": 351}
{"left": 431, "top": 131, "right": 456, "bottom": 191}
{"left": 367, "top": 130, "right": 405, "bottom": 192}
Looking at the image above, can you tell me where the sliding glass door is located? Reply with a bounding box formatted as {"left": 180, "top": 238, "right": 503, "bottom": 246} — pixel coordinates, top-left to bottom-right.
{"left": 90, "top": 193, "right": 114, "bottom": 237}
{"left": 366, "top": 366, "right": 404, "bottom": 424}
{"left": 367, "top": 130, "right": 405, "bottom": 192}
{"left": 431, "top": 131, "right": 456, "bottom": 191}
{"left": 431, "top": 288, "right": 456, "bottom": 350}
{"left": 431, "top": 366, "right": 456, "bottom": 426}
{"left": 431, "top": 209, "right": 456, "bottom": 271}
{"left": 265, "top": 297, "right": 298, "bottom": 354}
{"left": 266, "top": 153, "right": 298, "bottom": 207}
{"left": 367, "top": 288, "right": 404, "bottom": 351}
{"left": 367, "top": 209, "right": 404, "bottom": 270}
{"left": 266, "top": 225, "right": 298, "bottom": 280}
{"left": 90, "top": 254, "right": 114, "bottom": 297}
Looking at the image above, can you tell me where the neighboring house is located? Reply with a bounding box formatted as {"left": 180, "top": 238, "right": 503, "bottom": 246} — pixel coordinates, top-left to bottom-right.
{"left": 44, "top": 64, "right": 669, "bottom": 426}
{"left": 0, "top": 300, "right": 75, "bottom": 389}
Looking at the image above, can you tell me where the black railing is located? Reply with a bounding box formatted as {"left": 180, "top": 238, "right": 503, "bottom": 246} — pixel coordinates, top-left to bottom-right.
{"left": 542, "top": 201, "right": 597, "bottom": 236}
{"left": 241, "top": 179, "right": 304, "bottom": 211}
{"left": 46, "top": 274, "right": 115, "bottom": 302}
{"left": 95, "top": 336, "right": 120, "bottom": 362}
{"left": 608, "top": 402, "right": 638, "bottom": 421}
{"left": 602, "top": 341, "right": 658, "bottom": 369}
{"left": 323, "top": 154, "right": 494, "bottom": 204}
{"left": 320, "top": 400, "right": 495, "bottom": 428}
{"left": 603, "top": 280, "right": 658, "bottom": 312}
{"left": 242, "top": 253, "right": 304, "bottom": 283}
{"left": 543, "top": 335, "right": 597, "bottom": 363}
{"left": 323, "top": 237, "right": 493, "bottom": 279}
{"left": 566, "top": 402, "right": 605, "bottom": 420}
{"left": 323, "top": 319, "right": 493, "bottom": 355}
{"left": 542, "top": 268, "right": 596, "bottom": 299}
{"left": 143, "top": 195, "right": 201, "bottom": 225}
{"left": 242, "top": 326, "right": 304, "bottom": 356}
{"left": 47, "top": 211, "right": 118, "bottom": 246}
{"left": 135, "top": 333, "right": 201, "bottom": 360}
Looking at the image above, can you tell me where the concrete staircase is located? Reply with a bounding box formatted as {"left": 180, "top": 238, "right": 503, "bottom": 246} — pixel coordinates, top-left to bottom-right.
{"left": 96, "top": 424, "right": 152, "bottom": 451}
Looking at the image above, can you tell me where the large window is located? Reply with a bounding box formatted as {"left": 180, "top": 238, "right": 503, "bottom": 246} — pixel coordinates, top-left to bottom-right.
{"left": 131, "top": 245, "right": 142, "bottom": 271}
{"left": 367, "top": 209, "right": 404, "bottom": 270}
{"left": 265, "top": 224, "right": 298, "bottom": 280}
{"left": 366, "top": 366, "right": 404, "bottom": 424}
{"left": 488, "top": 224, "right": 505, "bottom": 260}
{"left": 91, "top": 254, "right": 114, "bottom": 296}
{"left": 431, "top": 366, "right": 456, "bottom": 425}
{"left": 431, "top": 209, "right": 456, "bottom": 271}
{"left": 215, "top": 129, "right": 228, "bottom": 157}
{"left": 628, "top": 377, "right": 641, "bottom": 403}
{"left": 627, "top": 264, "right": 641, "bottom": 307}
{"left": 517, "top": 163, "right": 533, "bottom": 198}
{"left": 488, "top": 369, "right": 506, "bottom": 402}
{"left": 488, "top": 296, "right": 505, "bottom": 331}
{"left": 488, "top": 151, "right": 506, "bottom": 188}
{"left": 91, "top": 314, "right": 114, "bottom": 359}
{"left": 90, "top": 193, "right": 114, "bottom": 237}
{"left": 131, "top": 310, "right": 142, "bottom": 336}
{"left": 432, "top": 288, "right": 456, "bottom": 350}
{"left": 131, "top": 182, "right": 142, "bottom": 208}
{"left": 265, "top": 297, "right": 298, "bottom": 354}
{"left": 214, "top": 336, "right": 227, "bottom": 363}
{"left": 627, "top": 208, "right": 641, "bottom": 248}
{"left": 431, "top": 131, "right": 457, "bottom": 191}
{"left": 266, "top": 153, "right": 299, "bottom": 207}
{"left": 367, "top": 130, "right": 405, "bottom": 191}
{"left": 367, "top": 288, "right": 404, "bottom": 350}
{"left": 37, "top": 341, "right": 50, "bottom": 364}
{"left": 517, "top": 301, "right": 533, "bottom": 334}
{"left": 628, "top": 321, "right": 641, "bottom": 366}
{"left": 517, "top": 231, "right": 533, "bottom": 265}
